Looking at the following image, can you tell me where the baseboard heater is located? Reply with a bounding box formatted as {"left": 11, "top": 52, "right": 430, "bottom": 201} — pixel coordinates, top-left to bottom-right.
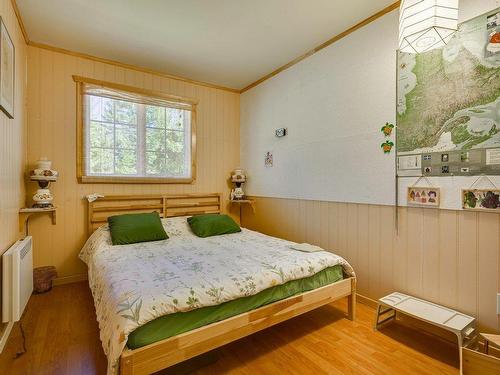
{"left": 2, "top": 236, "right": 33, "bottom": 322}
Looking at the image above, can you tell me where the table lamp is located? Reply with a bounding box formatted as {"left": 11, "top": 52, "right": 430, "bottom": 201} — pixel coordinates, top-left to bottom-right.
{"left": 29, "top": 157, "right": 58, "bottom": 208}
{"left": 230, "top": 168, "right": 246, "bottom": 200}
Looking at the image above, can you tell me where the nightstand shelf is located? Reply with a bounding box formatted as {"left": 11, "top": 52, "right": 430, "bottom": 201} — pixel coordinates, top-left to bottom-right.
{"left": 19, "top": 207, "right": 57, "bottom": 234}
{"left": 229, "top": 199, "right": 256, "bottom": 213}
{"left": 229, "top": 199, "right": 256, "bottom": 224}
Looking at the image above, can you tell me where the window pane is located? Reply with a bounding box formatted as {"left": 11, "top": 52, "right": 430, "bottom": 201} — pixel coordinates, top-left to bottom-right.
{"left": 115, "top": 149, "right": 137, "bottom": 175}
{"left": 146, "top": 128, "right": 165, "bottom": 152}
{"left": 166, "top": 130, "right": 186, "bottom": 175}
{"left": 90, "top": 96, "right": 102, "bottom": 121}
{"left": 115, "top": 100, "right": 137, "bottom": 124}
{"left": 102, "top": 98, "right": 114, "bottom": 122}
{"left": 166, "top": 108, "right": 184, "bottom": 130}
{"left": 90, "top": 148, "right": 114, "bottom": 174}
{"left": 166, "top": 151, "right": 185, "bottom": 175}
{"left": 146, "top": 106, "right": 165, "bottom": 128}
{"left": 90, "top": 121, "right": 114, "bottom": 148}
{"left": 166, "top": 130, "right": 185, "bottom": 151}
{"left": 115, "top": 124, "right": 137, "bottom": 150}
{"left": 83, "top": 89, "right": 192, "bottom": 180}
{"left": 146, "top": 152, "right": 166, "bottom": 175}
{"left": 90, "top": 96, "right": 114, "bottom": 122}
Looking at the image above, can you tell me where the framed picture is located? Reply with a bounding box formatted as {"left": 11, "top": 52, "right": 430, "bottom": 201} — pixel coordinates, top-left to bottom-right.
{"left": 462, "top": 189, "right": 500, "bottom": 212}
{"left": 407, "top": 187, "right": 440, "bottom": 208}
{"left": 0, "top": 17, "right": 14, "bottom": 119}
{"left": 265, "top": 151, "right": 273, "bottom": 167}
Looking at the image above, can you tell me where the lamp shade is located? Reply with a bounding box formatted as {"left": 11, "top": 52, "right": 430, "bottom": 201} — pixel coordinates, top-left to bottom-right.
{"left": 29, "top": 158, "right": 58, "bottom": 182}
{"left": 399, "top": 0, "right": 459, "bottom": 54}
{"left": 231, "top": 168, "right": 246, "bottom": 183}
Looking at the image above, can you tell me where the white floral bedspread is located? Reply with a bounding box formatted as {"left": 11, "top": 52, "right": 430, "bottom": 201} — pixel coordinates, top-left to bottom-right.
{"left": 79, "top": 216, "right": 354, "bottom": 374}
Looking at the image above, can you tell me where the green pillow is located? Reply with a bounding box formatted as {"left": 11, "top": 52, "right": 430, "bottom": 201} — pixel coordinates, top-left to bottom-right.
{"left": 107, "top": 212, "right": 168, "bottom": 245}
{"left": 187, "top": 214, "right": 241, "bottom": 238}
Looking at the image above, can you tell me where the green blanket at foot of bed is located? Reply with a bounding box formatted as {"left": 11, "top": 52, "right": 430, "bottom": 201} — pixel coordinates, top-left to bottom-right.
{"left": 127, "top": 264, "right": 344, "bottom": 349}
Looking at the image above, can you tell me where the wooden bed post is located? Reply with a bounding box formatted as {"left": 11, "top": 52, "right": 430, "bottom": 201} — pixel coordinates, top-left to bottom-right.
{"left": 121, "top": 354, "right": 133, "bottom": 375}
{"left": 347, "top": 277, "right": 356, "bottom": 321}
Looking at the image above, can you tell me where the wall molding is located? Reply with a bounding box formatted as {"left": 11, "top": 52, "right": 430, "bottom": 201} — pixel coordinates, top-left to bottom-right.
{"left": 10, "top": 0, "right": 28, "bottom": 44}
{"left": 53, "top": 273, "right": 88, "bottom": 286}
{"left": 0, "top": 321, "right": 14, "bottom": 353}
{"left": 246, "top": 194, "right": 479, "bottom": 213}
{"left": 356, "top": 293, "right": 378, "bottom": 309}
{"left": 240, "top": 1, "right": 401, "bottom": 93}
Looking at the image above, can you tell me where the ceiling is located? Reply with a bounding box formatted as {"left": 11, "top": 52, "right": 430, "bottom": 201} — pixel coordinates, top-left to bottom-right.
{"left": 17, "top": 0, "right": 396, "bottom": 90}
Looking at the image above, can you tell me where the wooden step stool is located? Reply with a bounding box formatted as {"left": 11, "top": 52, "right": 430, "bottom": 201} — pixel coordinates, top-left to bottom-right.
{"left": 375, "top": 292, "right": 477, "bottom": 375}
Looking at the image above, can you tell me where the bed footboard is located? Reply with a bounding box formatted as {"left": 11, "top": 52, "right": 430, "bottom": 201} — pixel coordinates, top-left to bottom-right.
{"left": 120, "top": 276, "right": 356, "bottom": 375}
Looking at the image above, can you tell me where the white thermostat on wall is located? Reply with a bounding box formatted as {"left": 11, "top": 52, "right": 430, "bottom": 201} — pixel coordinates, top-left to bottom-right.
{"left": 275, "top": 128, "right": 287, "bottom": 137}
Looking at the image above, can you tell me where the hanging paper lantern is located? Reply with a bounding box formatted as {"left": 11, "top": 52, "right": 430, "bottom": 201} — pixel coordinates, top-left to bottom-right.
{"left": 399, "top": 0, "right": 459, "bottom": 54}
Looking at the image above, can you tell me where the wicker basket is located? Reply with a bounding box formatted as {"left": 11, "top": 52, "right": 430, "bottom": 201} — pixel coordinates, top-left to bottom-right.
{"left": 33, "top": 266, "right": 57, "bottom": 293}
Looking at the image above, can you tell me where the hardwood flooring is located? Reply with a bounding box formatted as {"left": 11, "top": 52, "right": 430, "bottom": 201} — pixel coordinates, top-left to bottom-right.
{"left": 0, "top": 282, "right": 459, "bottom": 375}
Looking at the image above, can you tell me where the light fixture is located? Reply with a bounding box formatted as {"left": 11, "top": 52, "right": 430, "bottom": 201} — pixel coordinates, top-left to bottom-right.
{"left": 399, "top": 0, "right": 459, "bottom": 54}
{"left": 230, "top": 168, "right": 246, "bottom": 200}
{"left": 29, "top": 157, "right": 58, "bottom": 208}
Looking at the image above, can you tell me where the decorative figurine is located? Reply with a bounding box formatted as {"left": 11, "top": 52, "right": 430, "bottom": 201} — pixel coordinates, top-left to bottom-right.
{"left": 381, "top": 122, "right": 394, "bottom": 136}
{"left": 381, "top": 140, "right": 394, "bottom": 154}
{"left": 230, "top": 168, "right": 246, "bottom": 200}
{"left": 29, "top": 157, "right": 58, "bottom": 208}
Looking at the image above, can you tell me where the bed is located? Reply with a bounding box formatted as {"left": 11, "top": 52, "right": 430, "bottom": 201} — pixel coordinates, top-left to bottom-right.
{"left": 81, "top": 193, "right": 356, "bottom": 375}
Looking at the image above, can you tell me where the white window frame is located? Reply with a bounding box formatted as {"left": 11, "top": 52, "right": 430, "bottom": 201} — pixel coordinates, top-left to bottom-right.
{"left": 74, "top": 76, "right": 197, "bottom": 184}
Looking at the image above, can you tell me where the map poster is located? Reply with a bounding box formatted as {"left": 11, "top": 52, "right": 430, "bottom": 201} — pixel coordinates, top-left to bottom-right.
{"left": 397, "top": 8, "right": 500, "bottom": 157}
{"left": 486, "top": 11, "right": 500, "bottom": 57}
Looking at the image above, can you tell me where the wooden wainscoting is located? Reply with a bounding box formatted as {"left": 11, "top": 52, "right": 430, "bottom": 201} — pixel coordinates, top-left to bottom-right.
{"left": 0, "top": 0, "right": 28, "bottom": 332}
{"left": 26, "top": 45, "right": 240, "bottom": 282}
{"left": 242, "top": 196, "right": 500, "bottom": 333}
{"left": 0, "top": 0, "right": 28, "bottom": 246}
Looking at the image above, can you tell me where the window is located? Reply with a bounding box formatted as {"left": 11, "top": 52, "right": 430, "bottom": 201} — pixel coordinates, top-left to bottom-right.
{"left": 74, "top": 76, "right": 196, "bottom": 183}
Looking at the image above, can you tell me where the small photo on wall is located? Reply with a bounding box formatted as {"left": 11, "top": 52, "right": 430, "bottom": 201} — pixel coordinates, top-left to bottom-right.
{"left": 407, "top": 187, "right": 440, "bottom": 208}
{"left": 265, "top": 151, "right": 273, "bottom": 167}
{"left": 462, "top": 189, "right": 500, "bottom": 211}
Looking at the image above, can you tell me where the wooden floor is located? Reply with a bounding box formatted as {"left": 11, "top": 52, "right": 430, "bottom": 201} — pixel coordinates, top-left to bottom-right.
{"left": 0, "top": 282, "right": 459, "bottom": 375}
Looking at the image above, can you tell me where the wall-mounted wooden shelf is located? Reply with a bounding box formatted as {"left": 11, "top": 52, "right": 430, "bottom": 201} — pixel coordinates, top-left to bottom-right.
{"left": 19, "top": 207, "right": 57, "bottom": 233}
{"left": 229, "top": 199, "right": 256, "bottom": 225}
{"left": 229, "top": 199, "right": 256, "bottom": 213}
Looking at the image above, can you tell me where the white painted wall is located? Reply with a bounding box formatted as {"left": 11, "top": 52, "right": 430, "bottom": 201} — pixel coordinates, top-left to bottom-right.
{"left": 240, "top": 0, "right": 500, "bottom": 208}
{"left": 241, "top": 10, "right": 398, "bottom": 205}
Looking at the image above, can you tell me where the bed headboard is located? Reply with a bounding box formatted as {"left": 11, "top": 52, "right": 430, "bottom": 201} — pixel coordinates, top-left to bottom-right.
{"left": 87, "top": 193, "right": 222, "bottom": 235}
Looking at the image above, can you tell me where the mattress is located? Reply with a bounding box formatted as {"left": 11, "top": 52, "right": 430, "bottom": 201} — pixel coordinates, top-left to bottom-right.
{"left": 127, "top": 264, "right": 344, "bottom": 349}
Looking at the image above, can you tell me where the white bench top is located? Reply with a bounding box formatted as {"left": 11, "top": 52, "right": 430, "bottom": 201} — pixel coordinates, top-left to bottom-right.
{"left": 379, "top": 292, "right": 475, "bottom": 333}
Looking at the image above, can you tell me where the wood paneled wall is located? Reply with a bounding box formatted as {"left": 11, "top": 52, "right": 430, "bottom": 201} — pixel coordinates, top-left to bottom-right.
{"left": 26, "top": 46, "right": 239, "bottom": 283}
{"left": 242, "top": 196, "right": 500, "bottom": 332}
{"left": 0, "top": 0, "right": 28, "bottom": 329}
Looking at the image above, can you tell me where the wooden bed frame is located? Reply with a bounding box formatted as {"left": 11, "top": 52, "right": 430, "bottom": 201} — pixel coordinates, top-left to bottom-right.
{"left": 87, "top": 193, "right": 357, "bottom": 375}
